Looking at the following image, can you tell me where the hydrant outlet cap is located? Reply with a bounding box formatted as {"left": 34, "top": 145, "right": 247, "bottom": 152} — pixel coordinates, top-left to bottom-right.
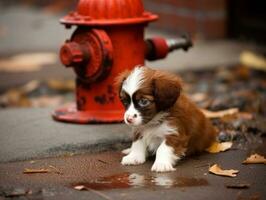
{"left": 60, "top": 0, "right": 158, "bottom": 26}
{"left": 60, "top": 42, "right": 85, "bottom": 67}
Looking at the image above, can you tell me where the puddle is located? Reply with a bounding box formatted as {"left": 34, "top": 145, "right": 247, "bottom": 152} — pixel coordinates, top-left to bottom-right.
{"left": 72, "top": 172, "right": 208, "bottom": 190}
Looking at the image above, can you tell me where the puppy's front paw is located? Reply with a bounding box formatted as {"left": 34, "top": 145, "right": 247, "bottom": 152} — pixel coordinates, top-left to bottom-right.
{"left": 151, "top": 162, "right": 176, "bottom": 172}
{"left": 121, "top": 148, "right": 131, "bottom": 155}
{"left": 121, "top": 154, "right": 145, "bottom": 165}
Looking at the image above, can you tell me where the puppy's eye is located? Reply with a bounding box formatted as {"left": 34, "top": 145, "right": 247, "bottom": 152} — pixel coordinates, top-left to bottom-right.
{"left": 121, "top": 98, "right": 130, "bottom": 107}
{"left": 138, "top": 98, "right": 150, "bottom": 107}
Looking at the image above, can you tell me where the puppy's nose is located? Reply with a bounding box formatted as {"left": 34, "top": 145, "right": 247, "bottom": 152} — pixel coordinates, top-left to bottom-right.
{"left": 126, "top": 114, "right": 137, "bottom": 124}
{"left": 126, "top": 116, "right": 134, "bottom": 124}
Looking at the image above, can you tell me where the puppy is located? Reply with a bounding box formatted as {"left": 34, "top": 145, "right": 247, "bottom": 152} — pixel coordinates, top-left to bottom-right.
{"left": 116, "top": 66, "right": 217, "bottom": 172}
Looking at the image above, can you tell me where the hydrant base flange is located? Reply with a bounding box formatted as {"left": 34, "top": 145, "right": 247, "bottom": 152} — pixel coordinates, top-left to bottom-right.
{"left": 52, "top": 104, "right": 124, "bottom": 124}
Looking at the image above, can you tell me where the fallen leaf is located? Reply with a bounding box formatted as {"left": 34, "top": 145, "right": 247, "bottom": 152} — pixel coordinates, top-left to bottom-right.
{"left": 242, "top": 154, "right": 266, "bottom": 164}
{"left": 240, "top": 51, "right": 266, "bottom": 71}
{"left": 23, "top": 168, "right": 50, "bottom": 174}
{"left": 237, "top": 112, "right": 253, "bottom": 120}
{"left": 209, "top": 164, "right": 239, "bottom": 177}
{"left": 4, "top": 188, "right": 31, "bottom": 197}
{"left": 30, "top": 95, "right": 63, "bottom": 107}
{"left": 221, "top": 112, "right": 253, "bottom": 122}
{"left": 201, "top": 108, "right": 239, "bottom": 119}
{"left": 74, "top": 185, "right": 87, "bottom": 191}
{"left": 226, "top": 183, "right": 250, "bottom": 189}
{"left": 47, "top": 79, "right": 75, "bottom": 91}
{"left": 0, "top": 89, "right": 31, "bottom": 107}
{"left": 0, "top": 52, "right": 57, "bottom": 72}
{"left": 190, "top": 93, "right": 207, "bottom": 102}
{"left": 20, "top": 80, "right": 40, "bottom": 94}
{"left": 206, "top": 141, "right": 233, "bottom": 153}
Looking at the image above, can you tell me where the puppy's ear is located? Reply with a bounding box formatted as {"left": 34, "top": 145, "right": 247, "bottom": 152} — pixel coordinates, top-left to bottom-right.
{"left": 153, "top": 72, "right": 182, "bottom": 111}
{"left": 114, "top": 70, "right": 130, "bottom": 93}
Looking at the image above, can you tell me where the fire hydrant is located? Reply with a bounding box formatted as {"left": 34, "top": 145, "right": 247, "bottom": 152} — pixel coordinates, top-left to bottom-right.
{"left": 53, "top": 0, "right": 192, "bottom": 124}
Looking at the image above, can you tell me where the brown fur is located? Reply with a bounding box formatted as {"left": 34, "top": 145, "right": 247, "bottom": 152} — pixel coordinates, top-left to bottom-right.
{"left": 166, "top": 94, "right": 217, "bottom": 156}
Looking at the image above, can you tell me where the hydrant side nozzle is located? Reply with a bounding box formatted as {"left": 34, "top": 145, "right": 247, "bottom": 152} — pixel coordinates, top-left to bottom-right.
{"left": 60, "top": 42, "right": 90, "bottom": 67}
{"left": 145, "top": 35, "right": 193, "bottom": 61}
{"left": 167, "top": 35, "right": 193, "bottom": 52}
{"left": 145, "top": 37, "right": 169, "bottom": 61}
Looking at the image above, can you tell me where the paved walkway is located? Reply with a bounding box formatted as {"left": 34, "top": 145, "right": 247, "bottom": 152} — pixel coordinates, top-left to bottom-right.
{"left": 0, "top": 108, "right": 130, "bottom": 162}
{"left": 0, "top": 149, "right": 265, "bottom": 200}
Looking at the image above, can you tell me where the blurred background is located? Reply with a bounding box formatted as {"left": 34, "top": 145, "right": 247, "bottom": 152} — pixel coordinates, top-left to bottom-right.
{"left": 0, "top": 0, "right": 265, "bottom": 109}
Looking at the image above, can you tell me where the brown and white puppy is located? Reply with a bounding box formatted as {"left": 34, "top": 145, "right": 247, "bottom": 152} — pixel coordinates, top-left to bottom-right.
{"left": 116, "top": 66, "right": 217, "bottom": 172}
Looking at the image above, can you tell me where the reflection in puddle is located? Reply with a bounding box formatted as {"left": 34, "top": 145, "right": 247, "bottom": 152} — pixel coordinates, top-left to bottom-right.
{"left": 72, "top": 172, "right": 208, "bottom": 190}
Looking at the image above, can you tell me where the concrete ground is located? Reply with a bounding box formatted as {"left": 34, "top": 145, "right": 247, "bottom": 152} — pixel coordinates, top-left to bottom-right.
{"left": 0, "top": 4, "right": 266, "bottom": 200}
{"left": 0, "top": 108, "right": 131, "bottom": 163}
{"left": 0, "top": 147, "right": 265, "bottom": 200}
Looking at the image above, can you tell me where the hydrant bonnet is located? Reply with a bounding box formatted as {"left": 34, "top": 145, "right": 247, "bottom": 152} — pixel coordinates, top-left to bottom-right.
{"left": 60, "top": 0, "right": 158, "bottom": 26}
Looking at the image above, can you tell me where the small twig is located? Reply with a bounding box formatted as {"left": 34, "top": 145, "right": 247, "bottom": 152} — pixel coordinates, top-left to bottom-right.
{"left": 226, "top": 183, "right": 250, "bottom": 189}
{"left": 23, "top": 168, "right": 50, "bottom": 174}
{"left": 98, "top": 159, "right": 108, "bottom": 164}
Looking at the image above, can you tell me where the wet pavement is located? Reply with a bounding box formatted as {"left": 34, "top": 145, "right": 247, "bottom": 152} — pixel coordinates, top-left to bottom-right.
{"left": 0, "top": 145, "right": 265, "bottom": 200}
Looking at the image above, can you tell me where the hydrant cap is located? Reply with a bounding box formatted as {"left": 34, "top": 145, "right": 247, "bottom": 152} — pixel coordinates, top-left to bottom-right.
{"left": 60, "top": 0, "right": 158, "bottom": 26}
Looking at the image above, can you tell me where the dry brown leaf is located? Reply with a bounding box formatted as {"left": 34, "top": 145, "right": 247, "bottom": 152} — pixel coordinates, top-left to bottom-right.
{"left": 190, "top": 93, "right": 207, "bottom": 102}
{"left": 209, "top": 164, "right": 239, "bottom": 177}
{"left": 237, "top": 112, "right": 253, "bottom": 120}
{"left": 240, "top": 51, "right": 266, "bottom": 71}
{"left": 47, "top": 79, "right": 75, "bottom": 91}
{"left": 30, "top": 95, "right": 63, "bottom": 107}
{"left": 23, "top": 168, "right": 50, "bottom": 174}
{"left": 221, "top": 112, "right": 253, "bottom": 122}
{"left": 20, "top": 80, "right": 40, "bottom": 94}
{"left": 206, "top": 141, "right": 233, "bottom": 153}
{"left": 0, "top": 89, "right": 31, "bottom": 107}
{"left": 242, "top": 154, "right": 266, "bottom": 164}
{"left": 0, "top": 52, "right": 57, "bottom": 72}
{"left": 201, "top": 108, "right": 239, "bottom": 119}
{"left": 74, "top": 185, "right": 87, "bottom": 191}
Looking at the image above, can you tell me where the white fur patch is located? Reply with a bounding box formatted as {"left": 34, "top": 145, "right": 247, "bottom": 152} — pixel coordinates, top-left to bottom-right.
{"left": 124, "top": 103, "right": 142, "bottom": 126}
{"left": 121, "top": 148, "right": 131, "bottom": 155}
{"left": 122, "top": 66, "right": 145, "bottom": 96}
{"left": 151, "top": 140, "right": 180, "bottom": 172}
{"left": 139, "top": 116, "right": 178, "bottom": 153}
{"left": 122, "top": 66, "right": 145, "bottom": 126}
{"left": 121, "top": 139, "right": 146, "bottom": 165}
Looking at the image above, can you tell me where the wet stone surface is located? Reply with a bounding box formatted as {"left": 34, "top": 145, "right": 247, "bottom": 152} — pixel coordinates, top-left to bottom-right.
{"left": 72, "top": 172, "right": 209, "bottom": 190}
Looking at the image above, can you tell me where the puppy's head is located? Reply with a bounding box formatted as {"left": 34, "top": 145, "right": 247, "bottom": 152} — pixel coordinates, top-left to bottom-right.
{"left": 116, "top": 66, "right": 182, "bottom": 126}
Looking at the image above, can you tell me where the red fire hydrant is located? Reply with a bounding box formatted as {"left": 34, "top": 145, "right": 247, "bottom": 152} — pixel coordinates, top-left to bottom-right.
{"left": 53, "top": 0, "right": 192, "bottom": 124}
